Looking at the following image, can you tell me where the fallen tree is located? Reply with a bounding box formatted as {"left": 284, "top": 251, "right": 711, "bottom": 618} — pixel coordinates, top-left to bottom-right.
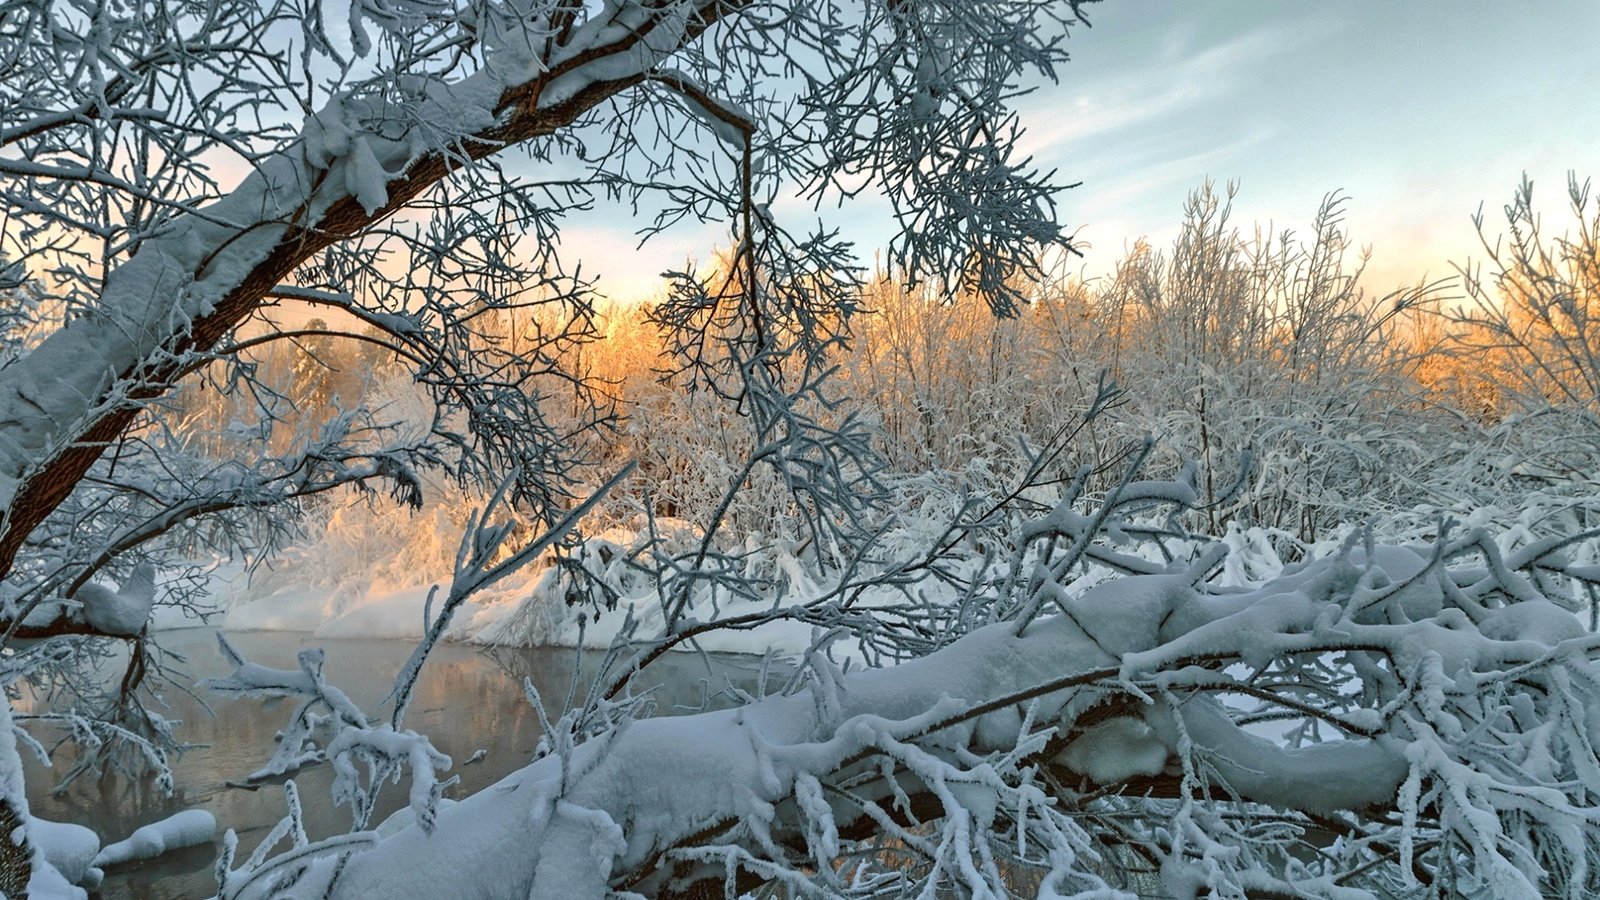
{"left": 206, "top": 477, "right": 1600, "bottom": 898}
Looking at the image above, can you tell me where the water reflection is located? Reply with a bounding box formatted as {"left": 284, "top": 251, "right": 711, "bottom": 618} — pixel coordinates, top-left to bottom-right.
{"left": 24, "top": 629, "right": 770, "bottom": 899}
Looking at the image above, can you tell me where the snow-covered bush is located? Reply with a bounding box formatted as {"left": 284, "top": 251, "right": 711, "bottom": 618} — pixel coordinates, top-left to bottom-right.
{"left": 200, "top": 470, "right": 1598, "bottom": 899}
{"left": 1452, "top": 174, "right": 1600, "bottom": 420}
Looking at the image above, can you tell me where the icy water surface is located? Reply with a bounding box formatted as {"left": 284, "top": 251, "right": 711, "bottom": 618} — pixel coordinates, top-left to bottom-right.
{"left": 23, "top": 629, "right": 767, "bottom": 899}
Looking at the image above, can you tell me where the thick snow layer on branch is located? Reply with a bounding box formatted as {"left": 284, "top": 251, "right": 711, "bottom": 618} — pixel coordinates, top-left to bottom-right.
{"left": 73, "top": 564, "right": 156, "bottom": 636}
{"left": 227, "top": 518, "right": 1592, "bottom": 897}
{"left": 0, "top": 699, "right": 89, "bottom": 898}
{"left": 1055, "top": 717, "right": 1167, "bottom": 785}
{"left": 90, "top": 810, "right": 215, "bottom": 869}
{"left": 323, "top": 613, "right": 1114, "bottom": 897}
{"left": 26, "top": 818, "right": 100, "bottom": 890}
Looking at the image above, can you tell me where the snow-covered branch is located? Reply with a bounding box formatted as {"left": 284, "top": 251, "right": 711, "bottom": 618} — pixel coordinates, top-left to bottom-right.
{"left": 246, "top": 478, "right": 1598, "bottom": 897}
{"left": 0, "top": 0, "right": 746, "bottom": 579}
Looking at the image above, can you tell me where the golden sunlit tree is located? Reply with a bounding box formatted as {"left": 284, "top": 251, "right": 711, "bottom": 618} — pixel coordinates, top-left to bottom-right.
{"left": 1453, "top": 174, "right": 1600, "bottom": 415}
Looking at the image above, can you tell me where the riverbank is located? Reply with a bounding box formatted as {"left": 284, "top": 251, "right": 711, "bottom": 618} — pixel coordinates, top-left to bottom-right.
{"left": 22, "top": 629, "right": 767, "bottom": 899}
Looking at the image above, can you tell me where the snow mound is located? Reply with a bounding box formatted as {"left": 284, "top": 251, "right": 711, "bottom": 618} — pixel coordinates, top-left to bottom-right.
{"left": 92, "top": 810, "right": 216, "bottom": 869}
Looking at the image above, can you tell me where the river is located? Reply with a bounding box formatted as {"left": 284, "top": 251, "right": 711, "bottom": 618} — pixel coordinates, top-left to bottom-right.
{"left": 22, "top": 628, "right": 767, "bottom": 899}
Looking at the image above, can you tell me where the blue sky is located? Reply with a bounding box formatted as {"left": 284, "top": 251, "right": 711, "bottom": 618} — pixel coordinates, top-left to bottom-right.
{"left": 578, "top": 1, "right": 1600, "bottom": 302}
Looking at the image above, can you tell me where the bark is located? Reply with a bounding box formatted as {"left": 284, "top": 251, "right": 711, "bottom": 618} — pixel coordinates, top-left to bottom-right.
{"left": 0, "top": 795, "right": 29, "bottom": 898}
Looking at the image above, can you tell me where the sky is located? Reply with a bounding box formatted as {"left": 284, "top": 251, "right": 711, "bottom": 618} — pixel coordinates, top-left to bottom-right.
{"left": 575, "top": 0, "right": 1600, "bottom": 302}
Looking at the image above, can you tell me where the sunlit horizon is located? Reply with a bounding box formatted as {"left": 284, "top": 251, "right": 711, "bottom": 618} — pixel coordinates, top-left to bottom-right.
{"left": 565, "top": 1, "right": 1599, "bottom": 304}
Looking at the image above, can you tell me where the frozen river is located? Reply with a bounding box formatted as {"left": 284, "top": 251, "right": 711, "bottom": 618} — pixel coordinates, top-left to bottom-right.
{"left": 23, "top": 629, "right": 764, "bottom": 899}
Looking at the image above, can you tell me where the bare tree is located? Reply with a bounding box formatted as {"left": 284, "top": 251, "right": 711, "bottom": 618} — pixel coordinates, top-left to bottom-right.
{"left": 1453, "top": 174, "right": 1600, "bottom": 413}
{"left": 1441, "top": 174, "right": 1600, "bottom": 516}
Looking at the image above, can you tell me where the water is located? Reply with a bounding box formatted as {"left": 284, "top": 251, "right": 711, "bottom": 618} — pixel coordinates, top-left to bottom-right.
{"left": 22, "top": 629, "right": 765, "bottom": 899}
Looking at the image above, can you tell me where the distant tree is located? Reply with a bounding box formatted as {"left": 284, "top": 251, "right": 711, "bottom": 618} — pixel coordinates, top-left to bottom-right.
{"left": 1454, "top": 174, "right": 1600, "bottom": 416}
{"left": 834, "top": 183, "right": 1454, "bottom": 539}
{"left": 1076, "top": 182, "right": 1447, "bottom": 537}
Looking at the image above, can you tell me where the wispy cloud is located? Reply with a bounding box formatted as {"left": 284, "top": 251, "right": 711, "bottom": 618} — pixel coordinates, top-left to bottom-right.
{"left": 1073, "top": 128, "right": 1275, "bottom": 214}
{"left": 1018, "top": 21, "right": 1323, "bottom": 159}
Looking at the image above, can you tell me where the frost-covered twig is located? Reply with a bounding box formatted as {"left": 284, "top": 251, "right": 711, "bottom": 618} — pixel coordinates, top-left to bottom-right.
{"left": 293, "top": 471, "right": 1599, "bottom": 897}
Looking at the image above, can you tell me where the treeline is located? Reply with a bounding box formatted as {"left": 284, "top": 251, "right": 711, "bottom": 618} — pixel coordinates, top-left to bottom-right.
{"left": 174, "top": 177, "right": 1600, "bottom": 561}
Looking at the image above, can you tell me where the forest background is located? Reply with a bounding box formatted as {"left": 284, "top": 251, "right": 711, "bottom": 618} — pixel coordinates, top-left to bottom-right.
{"left": 158, "top": 176, "right": 1600, "bottom": 619}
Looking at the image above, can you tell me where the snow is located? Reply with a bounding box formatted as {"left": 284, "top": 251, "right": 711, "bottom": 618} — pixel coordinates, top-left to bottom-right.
{"left": 75, "top": 564, "right": 155, "bottom": 636}
{"left": 1055, "top": 717, "right": 1168, "bottom": 785}
{"left": 22, "top": 862, "right": 83, "bottom": 900}
{"left": 373, "top": 520, "right": 1596, "bottom": 892}
{"left": 300, "top": 98, "right": 354, "bottom": 169}
{"left": 91, "top": 810, "right": 216, "bottom": 868}
{"left": 319, "top": 612, "right": 1117, "bottom": 897}
{"left": 2, "top": 0, "right": 1591, "bottom": 892}
{"left": 1158, "top": 694, "right": 1410, "bottom": 815}
{"left": 1479, "top": 599, "right": 1589, "bottom": 644}
{"left": 0, "top": 699, "right": 87, "bottom": 898}
{"left": 344, "top": 135, "right": 393, "bottom": 215}
{"left": 17, "top": 491, "right": 1598, "bottom": 896}
{"left": 374, "top": 797, "right": 457, "bottom": 838}
{"left": 26, "top": 818, "right": 100, "bottom": 890}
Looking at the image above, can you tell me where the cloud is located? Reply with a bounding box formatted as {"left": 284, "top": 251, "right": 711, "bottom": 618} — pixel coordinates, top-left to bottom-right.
{"left": 1072, "top": 129, "right": 1274, "bottom": 216}
{"left": 1018, "top": 21, "right": 1323, "bottom": 159}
